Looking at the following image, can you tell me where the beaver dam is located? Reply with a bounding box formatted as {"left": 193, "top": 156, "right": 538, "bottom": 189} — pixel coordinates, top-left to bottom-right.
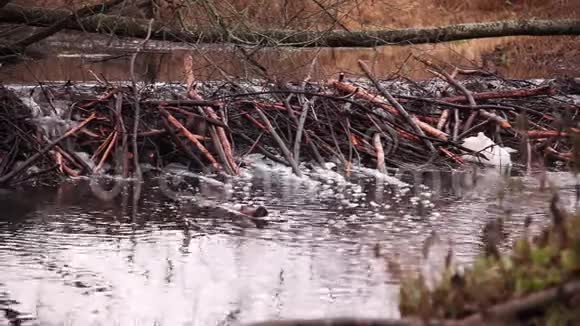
{"left": 2, "top": 60, "right": 580, "bottom": 186}
{"left": 1, "top": 60, "right": 580, "bottom": 325}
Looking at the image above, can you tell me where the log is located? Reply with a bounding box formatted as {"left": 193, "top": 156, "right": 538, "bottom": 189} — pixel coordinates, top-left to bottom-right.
{"left": 0, "top": 4, "right": 579, "bottom": 47}
{"left": 458, "top": 280, "right": 580, "bottom": 325}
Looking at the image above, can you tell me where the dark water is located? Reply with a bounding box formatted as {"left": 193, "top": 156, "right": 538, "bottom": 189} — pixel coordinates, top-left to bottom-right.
{"left": 1, "top": 32, "right": 579, "bottom": 83}
{"left": 0, "top": 162, "right": 577, "bottom": 326}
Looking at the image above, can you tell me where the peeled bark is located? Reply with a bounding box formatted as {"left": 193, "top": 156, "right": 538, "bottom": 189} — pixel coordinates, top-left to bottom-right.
{"left": 0, "top": 3, "right": 579, "bottom": 48}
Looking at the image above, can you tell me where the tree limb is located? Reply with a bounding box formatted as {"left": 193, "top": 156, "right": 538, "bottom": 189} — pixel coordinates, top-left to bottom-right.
{"left": 1, "top": 4, "right": 579, "bottom": 47}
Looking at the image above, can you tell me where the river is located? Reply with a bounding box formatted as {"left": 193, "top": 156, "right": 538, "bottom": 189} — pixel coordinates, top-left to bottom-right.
{"left": 0, "top": 161, "right": 577, "bottom": 325}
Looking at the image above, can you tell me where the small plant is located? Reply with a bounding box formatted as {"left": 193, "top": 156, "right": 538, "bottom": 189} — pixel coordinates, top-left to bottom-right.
{"left": 399, "top": 193, "right": 580, "bottom": 324}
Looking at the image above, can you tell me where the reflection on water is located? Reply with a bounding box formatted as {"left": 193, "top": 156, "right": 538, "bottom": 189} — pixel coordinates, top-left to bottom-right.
{"left": 1, "top": 34, "right": 579, "bottom": 83}
{"left": 0, "top": 165, "right": 577, "bottom": 325}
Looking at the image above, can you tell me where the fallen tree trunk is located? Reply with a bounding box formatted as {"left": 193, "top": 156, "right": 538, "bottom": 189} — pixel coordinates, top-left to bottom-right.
{"left": 0, "top": 4, "right": 579, "bottom": 48}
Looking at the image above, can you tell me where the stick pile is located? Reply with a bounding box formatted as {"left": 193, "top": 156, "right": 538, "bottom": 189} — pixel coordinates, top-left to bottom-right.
{"left": 0, "top": 61, "right": 578, "bottom": 186}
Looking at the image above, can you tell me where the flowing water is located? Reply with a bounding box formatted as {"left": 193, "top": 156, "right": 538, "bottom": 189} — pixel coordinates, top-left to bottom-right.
{"left": 0, "top": 158, "right": 578, "bottom": 326}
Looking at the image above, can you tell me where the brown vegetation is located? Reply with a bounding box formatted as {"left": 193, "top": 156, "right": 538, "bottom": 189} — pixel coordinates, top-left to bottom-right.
{"left": 13, "top": 0, "right": 579, "bottom": 28}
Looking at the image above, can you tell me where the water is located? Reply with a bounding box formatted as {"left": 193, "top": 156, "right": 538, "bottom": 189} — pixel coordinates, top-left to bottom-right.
{"left": 0, "top": 160, "right": 577, "bottom": 326}
{"left": 1, "top": 32, "right": 579, "bottom": 83}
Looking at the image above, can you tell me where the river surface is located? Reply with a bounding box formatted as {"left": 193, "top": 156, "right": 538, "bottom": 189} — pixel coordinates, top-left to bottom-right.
{"left": 1, "top": 31, "right": 579, "bottom": 83}
{"left": 0, "top": 160, "right": 577, "bottom": 326}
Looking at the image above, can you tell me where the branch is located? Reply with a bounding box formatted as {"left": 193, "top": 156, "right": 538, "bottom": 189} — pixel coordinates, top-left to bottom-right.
{"left": 128, "top": 18, "right": 153, "bottom": 191}
{"left": 457, "top": 280, "right": 580, "bottom": 325}
{"left": 1, "top": 4, "right": 579, "bottom": 47}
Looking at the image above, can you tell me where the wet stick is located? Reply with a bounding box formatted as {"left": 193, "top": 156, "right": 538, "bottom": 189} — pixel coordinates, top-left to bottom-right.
{"left": 435, "top": 85, "right": 556, "bottom": 103}
{"left": 96, "top": 131, "right": 118, "bottom": 172}
{"left": 128, "top": 18, "right": 153, "bottom": 209}
{"left": 373, "top": 133, "right": 386, "bottom": 173}
{"left": 293, "top": 98, "right": 310, "bottom": 162}
{"left": 437, "top": 109, "right": 450, "bottom": 131}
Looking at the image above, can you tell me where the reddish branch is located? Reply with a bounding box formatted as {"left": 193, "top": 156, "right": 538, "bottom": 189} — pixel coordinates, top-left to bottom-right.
{"left": 160, "top": 108, "right": 221, "bottom": 171}
{"left": 437, "top": 85, "right": 557, "bottom": 103}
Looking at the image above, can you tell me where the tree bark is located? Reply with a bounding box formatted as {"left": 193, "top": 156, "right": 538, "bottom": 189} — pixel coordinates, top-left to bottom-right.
{"left": 0, "top": 4, "right": 579, "bottom": 48}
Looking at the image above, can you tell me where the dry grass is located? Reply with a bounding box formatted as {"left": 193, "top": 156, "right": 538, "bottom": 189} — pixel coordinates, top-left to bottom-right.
{"left": 12, "top": 0, "right": 579, "bottom": 28}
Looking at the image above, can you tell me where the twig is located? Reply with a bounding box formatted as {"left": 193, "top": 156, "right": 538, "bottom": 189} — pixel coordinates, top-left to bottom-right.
{"left": 437, "top": 109, "right": 450, "bottom": 130}
{"left": 293, "top": 97, "right": 311, "bottom": 161}
{"left": 129, "top": 18, "right": 154, "bottom": 185}
{"left": 254, "top": 106, "right": 302, "bottom": 177}
{"left": 96, "top": 131, "right": 117, "bottom": 172}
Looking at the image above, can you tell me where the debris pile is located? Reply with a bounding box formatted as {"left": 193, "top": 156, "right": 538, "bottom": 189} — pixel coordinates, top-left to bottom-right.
{"left": 0, "top": 60, "right": 579, "bottom": 186}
